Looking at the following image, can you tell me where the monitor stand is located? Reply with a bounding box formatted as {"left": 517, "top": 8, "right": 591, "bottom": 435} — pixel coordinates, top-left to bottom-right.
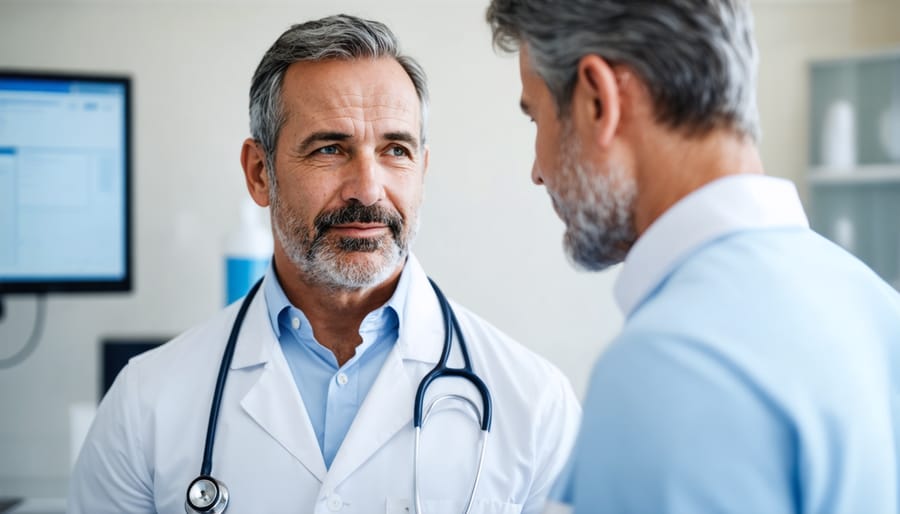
{"left": 0, "top": 498, "right": 22, "bottom": 513}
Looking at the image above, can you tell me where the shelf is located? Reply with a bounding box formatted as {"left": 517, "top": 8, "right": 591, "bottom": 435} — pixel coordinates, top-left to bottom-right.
{"left": 810, "top": 46, "right": 900, "bottom": 67}
{"left": 807, "top": 49, "right": 900, "bottom": 288}
{"left": 808, "top": 164, "right": 900, "bottom": 185}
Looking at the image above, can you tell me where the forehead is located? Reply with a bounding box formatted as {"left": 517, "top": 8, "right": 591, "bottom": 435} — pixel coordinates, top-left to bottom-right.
{"left": 280, "top": 57, "right": 421, "bottom": 132}
{"left": 518, "top": 46, "right": 551, "bottom": 107}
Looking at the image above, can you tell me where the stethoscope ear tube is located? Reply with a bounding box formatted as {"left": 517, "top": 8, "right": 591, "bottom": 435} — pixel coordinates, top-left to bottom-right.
{"left": 414, "top": 397, "right": 490, "bottom": 514}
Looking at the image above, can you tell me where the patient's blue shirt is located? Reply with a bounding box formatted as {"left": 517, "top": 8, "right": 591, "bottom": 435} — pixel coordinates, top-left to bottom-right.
{"left": 556, "top": 175, "right": 900, "bottom": 513}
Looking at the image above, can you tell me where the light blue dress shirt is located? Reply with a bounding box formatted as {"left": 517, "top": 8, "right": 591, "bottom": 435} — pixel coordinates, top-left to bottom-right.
{"left": 555, "top": 176, "right": 900, "bottom": 513}
{"left": 263, "top": 262, "right": 410, "bottom": 469}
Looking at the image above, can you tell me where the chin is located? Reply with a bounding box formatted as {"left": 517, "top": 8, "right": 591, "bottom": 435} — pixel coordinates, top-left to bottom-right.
{"left": 325, "top": 247, "right": 405, "bottom": 289}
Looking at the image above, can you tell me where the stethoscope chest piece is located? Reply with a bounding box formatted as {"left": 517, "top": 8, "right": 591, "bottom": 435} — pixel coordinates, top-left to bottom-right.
{"left": 185, "top": 476, "right": 229, "bottom": 514}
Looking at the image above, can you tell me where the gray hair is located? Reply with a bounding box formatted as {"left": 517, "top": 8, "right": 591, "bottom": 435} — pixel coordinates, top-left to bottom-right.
{"left": 249, "top": 14, "right": 430, "bottom": 179}
{"left": 486, "top": 0, "right": 760, "bottom": 141}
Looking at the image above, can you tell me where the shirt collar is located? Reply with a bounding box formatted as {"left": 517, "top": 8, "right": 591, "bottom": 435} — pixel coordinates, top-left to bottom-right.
{"left": 262, "top": 256, "right": 412, "bottom": 338}
{"left": 263, "top": 262, "right": 291, "bottom": 339}
{"left": 613, "top": 174, "right": 809, "bottom": 317}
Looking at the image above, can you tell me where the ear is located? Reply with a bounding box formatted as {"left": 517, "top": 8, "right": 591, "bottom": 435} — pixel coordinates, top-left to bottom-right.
{"left": 421, "top": 144, "right": 430, "bottom": 180}
{"left": 240, "top": 138, "right": 272, "bottom": 207}
{"left": 571, "top": 55, "right": 621, "bottom": 148}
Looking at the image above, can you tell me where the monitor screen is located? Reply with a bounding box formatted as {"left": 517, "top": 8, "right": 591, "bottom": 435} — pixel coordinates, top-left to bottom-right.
{"left": 100, "top": 338, "right": 165, "bottom": 397}
{"left": 0, "top": 71, "right": 131, "bottom": 293}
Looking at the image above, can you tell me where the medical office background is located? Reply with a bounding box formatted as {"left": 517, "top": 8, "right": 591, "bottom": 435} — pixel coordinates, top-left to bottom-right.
{"left": 1, "top": 0, "right": 899, "bottom": 501}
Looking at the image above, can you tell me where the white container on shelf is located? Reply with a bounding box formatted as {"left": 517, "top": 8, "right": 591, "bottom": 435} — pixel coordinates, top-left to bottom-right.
{"left": 820, "top": 99, "right": 857, "bottom": 172}
{"left": 894, "top": 236, "right": 900, "bottom": 292}
{"left": 879, "top": 101, "right": 900, "bottom": 161}
{"left": 881, "top": 66, "right": 900, "bottom": 162}
{"left": 832, "top": 215, "right": 856, "bottom": 253}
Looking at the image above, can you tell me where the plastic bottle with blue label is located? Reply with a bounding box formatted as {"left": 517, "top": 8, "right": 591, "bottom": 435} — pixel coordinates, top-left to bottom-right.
{"left": 224, "top": 199, "right": 273, "bottom": 305}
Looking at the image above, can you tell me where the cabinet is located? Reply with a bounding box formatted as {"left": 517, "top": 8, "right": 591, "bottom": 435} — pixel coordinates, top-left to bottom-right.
{"left": 808, "top": 48, "right": 900, "bottom": 290}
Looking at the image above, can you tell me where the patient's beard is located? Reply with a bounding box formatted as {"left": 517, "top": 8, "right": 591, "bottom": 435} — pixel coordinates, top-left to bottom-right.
{"left": 544, "top": 122, "right": 638, "bottom": 271}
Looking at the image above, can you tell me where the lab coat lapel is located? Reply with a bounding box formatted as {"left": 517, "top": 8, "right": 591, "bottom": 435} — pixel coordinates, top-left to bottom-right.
{"left": 233, "top": 280, "right": 328, "bottom": 482}
{"left": 323, "top": 345, "right": 417, "bottom": 490}
{"left": 323, "top": 256, "right": 444, "bottom": 489}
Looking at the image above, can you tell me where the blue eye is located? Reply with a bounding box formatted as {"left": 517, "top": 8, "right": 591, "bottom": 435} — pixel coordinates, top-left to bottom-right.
{"left": 388, "top": 145, "right": 410, "bottom": 157}
{"left": 316, "top": 145, "right": 339, "bottom": 155}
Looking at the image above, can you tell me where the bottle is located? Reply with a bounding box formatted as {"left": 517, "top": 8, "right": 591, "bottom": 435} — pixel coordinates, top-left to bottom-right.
{"left": 832, "top": 215, "right": 855, "bottom": 253}
{"left": 224, "top": 199, "right": 273, "bottom": 305}
{"left": 820, "top": 99, "right": 857, "bottom": 173}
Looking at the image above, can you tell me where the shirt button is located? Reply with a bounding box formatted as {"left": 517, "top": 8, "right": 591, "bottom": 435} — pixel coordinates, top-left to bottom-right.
{"left": 327, "top": 493, "right": 343, "bottom": 511}
{"left": 336, "top": 373, "right": 349, "bottom": 386}
{"left": 291, "top": 317, "right": 300, "bottom": 330}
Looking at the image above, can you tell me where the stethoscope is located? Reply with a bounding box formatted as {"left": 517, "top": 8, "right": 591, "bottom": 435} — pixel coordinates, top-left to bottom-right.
{"left": 185, "top": 276, "right": 493, "bottom": 514}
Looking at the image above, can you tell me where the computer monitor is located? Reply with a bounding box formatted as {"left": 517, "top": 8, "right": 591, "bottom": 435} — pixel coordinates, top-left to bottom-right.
{"left": 100, "top": 338, "right": 166, "bottom": 397}
{"left": 0, "top": 70, "right": 132, "bottom": 294}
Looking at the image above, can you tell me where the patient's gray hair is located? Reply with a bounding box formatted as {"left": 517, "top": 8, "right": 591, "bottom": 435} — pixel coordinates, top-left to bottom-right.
{"left": 249, "top": 14, "right": 430, "bottom": 180}
{"left": 486, "top": 0, "right": 760, "bottom": 141}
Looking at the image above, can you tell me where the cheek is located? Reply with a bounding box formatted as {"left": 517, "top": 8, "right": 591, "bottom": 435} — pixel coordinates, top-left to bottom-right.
{"left": 398, "top": 180, "right": 425, "bottom": 217}
{"left": 280, "top": 172, "right": 336, "bottom": 212}
{"left": 534, "top": 127, "right": 562, "bottom": 177}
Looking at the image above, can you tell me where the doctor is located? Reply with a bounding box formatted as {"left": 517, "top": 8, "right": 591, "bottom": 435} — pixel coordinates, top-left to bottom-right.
{"left": 69, "top": 14, "right": 580, "bottom": 514}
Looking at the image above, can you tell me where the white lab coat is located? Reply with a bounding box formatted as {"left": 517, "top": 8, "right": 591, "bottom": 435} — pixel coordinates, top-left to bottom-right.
{"left": 69, "top": 256, "right": 581, "bottom": 514}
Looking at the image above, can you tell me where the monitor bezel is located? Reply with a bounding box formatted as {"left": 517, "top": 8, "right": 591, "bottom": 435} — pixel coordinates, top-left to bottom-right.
{"left": 0, "top": 69, "right": 133, "bottom": 294}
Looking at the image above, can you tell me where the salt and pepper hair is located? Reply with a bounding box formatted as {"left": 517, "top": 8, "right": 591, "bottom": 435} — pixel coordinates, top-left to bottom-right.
{"left": 486, "top": 0, "right": 760, "bottom": 141}
{"left": 249, "top": 14, "right": 430, "bottom": 179}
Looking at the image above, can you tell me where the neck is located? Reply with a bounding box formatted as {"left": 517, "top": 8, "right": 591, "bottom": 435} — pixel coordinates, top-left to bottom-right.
{"left": 272, "top": 250, "right": 403, "bottom": 366}
{"left": 632, "top": 128, "right": 764, "bottom": 235}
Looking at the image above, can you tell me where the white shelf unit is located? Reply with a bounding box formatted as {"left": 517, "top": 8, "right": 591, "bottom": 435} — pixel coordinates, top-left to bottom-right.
{"left": 807, "top": 49, "right": 900, "bottom": 288}
{"left": 808, "top": 165, "right": 900, "bottom": 185}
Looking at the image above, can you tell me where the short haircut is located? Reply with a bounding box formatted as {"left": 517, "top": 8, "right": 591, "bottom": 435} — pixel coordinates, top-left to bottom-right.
{"left": 487, "top": 0, "right": 760, "bottom": 141}
{"left": 249, "top": 14, "right": 429, "bottom": 178}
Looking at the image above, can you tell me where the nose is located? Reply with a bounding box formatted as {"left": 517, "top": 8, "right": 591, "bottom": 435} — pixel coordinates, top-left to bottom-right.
{"left": 531, "top": 161, "right": 544, "bottom": 185}
{"left": 342, "top": 155, "right": 384, "bottom": 206}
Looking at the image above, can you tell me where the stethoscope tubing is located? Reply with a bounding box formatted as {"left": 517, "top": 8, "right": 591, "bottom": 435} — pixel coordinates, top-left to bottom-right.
{"left": 412, "top": 279, "right": 493, "bottom": 514}
{"left": 414, "top": 394, "right": 490, "bottom": 514}
{"left": 200, "top": 278, "right": 264, "bottom": 477}
{"left": 414, "top": 279, "right": 492, "bottom": 431}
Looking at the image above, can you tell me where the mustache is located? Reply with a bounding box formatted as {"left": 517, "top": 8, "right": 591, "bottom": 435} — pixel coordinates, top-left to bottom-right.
{"left": 313, "top": 202, "right": 404, "bottom": 241}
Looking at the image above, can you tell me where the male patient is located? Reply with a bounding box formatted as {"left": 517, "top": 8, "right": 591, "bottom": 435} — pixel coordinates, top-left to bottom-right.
{"left": 486, "top": 0, "right": 900, "bottom": 512}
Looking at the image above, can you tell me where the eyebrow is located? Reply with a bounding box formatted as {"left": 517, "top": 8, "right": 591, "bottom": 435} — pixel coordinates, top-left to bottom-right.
{"left": 296, "top": 130, "right": 420, "bottom": 154}
{"left": 297, "top": 131, "right": 351, "bottom": 154}
{"left": 384, "top": 131, "right": 420, "bottom": 152}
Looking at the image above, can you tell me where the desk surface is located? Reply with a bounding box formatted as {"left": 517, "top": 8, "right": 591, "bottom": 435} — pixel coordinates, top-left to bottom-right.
{"left": 0, "top": 478, "right": 67, "bottom": 514}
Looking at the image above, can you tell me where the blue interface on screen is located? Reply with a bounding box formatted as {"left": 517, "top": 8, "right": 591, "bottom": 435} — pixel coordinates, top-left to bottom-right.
{"left": 0, "top": 76, "right": 127, "bottom": 284}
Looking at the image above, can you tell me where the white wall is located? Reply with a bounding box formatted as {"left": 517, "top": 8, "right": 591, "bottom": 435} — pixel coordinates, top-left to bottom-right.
{"left": 0, "top": 0, "right": 898, "bottom": 496}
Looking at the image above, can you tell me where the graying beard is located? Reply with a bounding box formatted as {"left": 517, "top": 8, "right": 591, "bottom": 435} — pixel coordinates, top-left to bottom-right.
{"left": 272, "top": 197, "right": 406, "bottom": 291}
{"left": 551, "top": 125, "right": 637, "bottom": 271}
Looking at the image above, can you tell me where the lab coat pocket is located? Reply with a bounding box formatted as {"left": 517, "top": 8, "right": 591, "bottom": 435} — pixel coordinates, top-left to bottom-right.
{"left": 386, "top": 497, "right": 523, "bottom": 514}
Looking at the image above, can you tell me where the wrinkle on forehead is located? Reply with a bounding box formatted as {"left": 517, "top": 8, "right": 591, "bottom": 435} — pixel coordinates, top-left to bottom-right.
{"left": 280, "top": 59, "right": 421, "bottom": 136}
{"left": 307, "top": 96, "right": 416, "bottom": 125}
